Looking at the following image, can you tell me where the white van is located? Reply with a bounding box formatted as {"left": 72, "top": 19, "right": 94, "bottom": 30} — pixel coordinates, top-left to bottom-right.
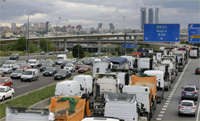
{"left": 55, "top": 54, "right": 67, "bottom": 65}
{"left": 21, "top": 69, "right": 39, "bottom": 82}
{"left": 73, "top": 75, "right": 93, "bottom": 95}
{"left": 27, "top": 59, "right": 39, "bottom": 68}
{"left": 55, "top": 80, "right": 82, "bottom": 96}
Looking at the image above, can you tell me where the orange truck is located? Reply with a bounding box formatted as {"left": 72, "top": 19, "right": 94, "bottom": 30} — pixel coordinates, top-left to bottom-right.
{"left": 122, "top": 74, "right": 157, "bottom": 121}
{"left": 47, "top": 96, "right": 91, "bottom": 121}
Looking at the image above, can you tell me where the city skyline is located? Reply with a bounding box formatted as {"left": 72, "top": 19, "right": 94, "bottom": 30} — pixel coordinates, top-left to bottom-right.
{"left": 1, "top": 0, "right": 199, "bottom": 29}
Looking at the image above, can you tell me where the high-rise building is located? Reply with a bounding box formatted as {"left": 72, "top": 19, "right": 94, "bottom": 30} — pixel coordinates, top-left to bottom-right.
{"left": 33, "top": 23, "right": 39, "bottom": 31}
{"left": 109, "top": 23, "right": 115, "bottom": 30}
{"left": 148, "top": 8, "right": 154, "bottom": 24}
{"left": 98, "top": 23, "right": 102, "bottom": 29}
{"left": 140, "top": 7, "right": 146, "bottom": 30}
{"left": 11, "top": 23, "right": 16, "bottom": 30}
{"left": 45, "top": 21, "right": 49, "bottom": 32}
{"left": 155, "top": 8, "right": 160, "bottom": 24}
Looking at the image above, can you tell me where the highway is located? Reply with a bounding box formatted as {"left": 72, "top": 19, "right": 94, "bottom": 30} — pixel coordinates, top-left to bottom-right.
{"left": 152, "top": 58, "right": 200, "bottom": 121}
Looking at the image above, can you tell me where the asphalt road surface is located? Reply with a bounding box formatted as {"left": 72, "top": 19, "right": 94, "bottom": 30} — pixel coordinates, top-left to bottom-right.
{"left": 152, "top": 58, "right": 200, "bottom": 121}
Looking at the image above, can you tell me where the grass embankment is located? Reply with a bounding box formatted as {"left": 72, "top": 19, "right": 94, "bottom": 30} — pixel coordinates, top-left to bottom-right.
{"left": 0, "top": 51, "right": 25, "bottom": 56}
{"left": 0, "top": 70, "right": 93, "bottom": 119}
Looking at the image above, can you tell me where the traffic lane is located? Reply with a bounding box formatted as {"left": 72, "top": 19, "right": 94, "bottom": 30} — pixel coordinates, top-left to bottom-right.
{"left": 151, "top": 65, "right": 182, "bottom": 120}
{"left": 161, "top": 59, "right": 200, "bottom": 121}
{"left": 4, "top": 64, "right": 84, "bottom": 97}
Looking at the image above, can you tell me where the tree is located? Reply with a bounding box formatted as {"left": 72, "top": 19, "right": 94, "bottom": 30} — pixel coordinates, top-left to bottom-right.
{"left": 115, "top": 45, "right": 123, "bottom": 56}
{"left": 72, "top": 45, "right": 85, "bottom": 58}
{"left": 14, "top": 37, "right": 27, "bottom": 51}
{"left": 39, "top": 38, "right": 56, "bottom": 52}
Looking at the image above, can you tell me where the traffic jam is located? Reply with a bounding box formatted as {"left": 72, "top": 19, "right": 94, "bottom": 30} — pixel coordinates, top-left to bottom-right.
{"left": 0, "top": 45, "right": 199, "bottom": 121}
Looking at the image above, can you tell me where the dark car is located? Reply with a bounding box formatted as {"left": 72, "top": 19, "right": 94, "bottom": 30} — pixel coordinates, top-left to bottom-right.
{"left": 9, "top": 53, "right": 19, "bottom": 60}
{"left": 195, "top": 67, "right": 200, "bottom": 74}
{"left": 78, "top": 65, "right": 91, "bottom": 73}
{"left": 181, "top": 85, "right": 199, "bottom": 101}
{"left": 43, "top": 67, "right": 57, "bottom": 76}
{"left": 54, "top": 69, "right": 71, "bottom": 80}
{"left": 40, "top": 51, "right": 45, "bottom": 55}
{"left": 0, "top": 77, "right": 13, "bottom": 87}
{"left": 10, "top": 69, "right": 24, "bottom": 79}
{"left": 60, "top": 60, "right": 70, "bottom": 69}
{"left": 75, "top": 61, "right": 83, "bottom": 69}
{"left": 45, "top": 59, "right": 55, "bottom": 67}
{"left": 49, "top": 52, "right": 54, "bottom": 55}
{"left": 40, "top": 63, "right": 52, "bottom": 72}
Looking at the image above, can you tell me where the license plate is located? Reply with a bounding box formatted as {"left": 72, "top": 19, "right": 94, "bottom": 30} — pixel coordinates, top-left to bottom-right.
{"left": 186, "top": 93, "right": 192, "bottom": 96}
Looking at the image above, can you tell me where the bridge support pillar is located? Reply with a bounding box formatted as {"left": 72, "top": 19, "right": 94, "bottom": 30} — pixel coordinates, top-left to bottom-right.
{"left": 98, "top": 38, "right": 101, "bottom": 57}
{"left": 64, "top": 39, "right": 67, "bottom": 50}
{"left": 124, "top": 34, "right": 127, "bottom": 55}
{"left": 134, "top": 36, "right": 138, "bottom": 52}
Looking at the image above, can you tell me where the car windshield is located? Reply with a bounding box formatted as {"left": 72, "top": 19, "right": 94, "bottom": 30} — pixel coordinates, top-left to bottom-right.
{"left": 0, "top": 88, "right": 5, "bottom": 92}
{"left": 57, "top": 57, "right": 64, "bottom": 60}
{"left": 181, "top": 102, "right": 193, "bottom": 106}
{"left": 21, "top": 64, "right": 28, "bottom": 67}
{"left": 24, "top": 71, "right": 32, "bottom": 75}
{"left": 58, "top": 70, "right": 67, "bottom": 74}
{"left": 0, "top": 79, "right": 5, "bottom": 83}
{"left": 1, "top": 66, "right": 9, "bottom": 68}
{"left": 76, "top": 61, "right": 82, "bottom": 65}
{"left": 80, "top": 66, "right": 88, "bottom": 68}
{"left": 65, "top": 65, "right": 72, "bottom": 67}
{"left": 11, "top": 54, "right": 17, "bottom": 56}
{"left": 28, "top": 61, "right": 36, "bottom": 64}
{"left": 184, "top": 87, "right": 195, "bottom": 91}
{"left": 46, "top": 68, "right": 53, "bottom": 71}
{"left": 14, "top": 70, "right": 23, "bottom": 73}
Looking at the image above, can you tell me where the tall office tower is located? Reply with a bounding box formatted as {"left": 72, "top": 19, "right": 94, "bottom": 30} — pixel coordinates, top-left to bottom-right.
{"left": 98, "top": 23, "right": 103, "bottom": 29}
{"left": 11, "top": 23, "right": 16, "bottom": 30}
{"left": 33, "top": 23, "right": 39, "bottom": 31}
{"left": 109, "top": 23, "right": 115, "bottom": 30}
{"left": 45, "top": 21, "right": 49, "bottom": 32}
{"left": 148, "top": 8, "right": 154, "bottom": 24}
{"left": 155, "top": 7, "right": 160, "bottom": 24}
{"left": 140, "top": 7, "right": 147, "bottom": 30}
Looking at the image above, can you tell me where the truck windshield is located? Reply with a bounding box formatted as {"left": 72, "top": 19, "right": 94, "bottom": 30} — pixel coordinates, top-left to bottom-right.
{"left": 24, "top": 71, "right": 32, "bottom": 75}
{"left": 57, "top": 57, "right": 64, "bottom": 60}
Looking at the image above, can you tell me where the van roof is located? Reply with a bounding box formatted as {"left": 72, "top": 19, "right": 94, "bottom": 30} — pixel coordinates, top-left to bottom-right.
{"left": 25, "top": 69, "right": 38, "bottom": 71}
{"left": 74, "top": 75, "right": 92, "bottom": 78}
{"left": 57, "top": 80, "right": 77, "bottom": 85}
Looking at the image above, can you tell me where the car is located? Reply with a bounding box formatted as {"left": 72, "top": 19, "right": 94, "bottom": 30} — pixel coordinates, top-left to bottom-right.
{"left": 54, "top": 69, "right": 71, "bottom": 80}
{"left": 0, "top": 65, "right": 13, "bottom": 74}
{"left": 181, "top": 85, "right": 199, "bottom": 101}
{"left": 13, "top": 61, "right": 26, "bottom": 70}
{"left": 78, "top": 65, "right": 91, "bottom": 73}
{"left": 3, "top": 60, "right": 16, "bottom": 68}
{"left": 195, "top": 67, "right": 200, "bottom": 74}
{"left": 75, "top": 61, "right": 83, "bottom": 69}
{"left": 27, "top": 59, "right": 39, "bottom": 68}
{"left": 10, "top": 69, "right": 24, "bottom": 79}
{"left": 21, "top": 69, "right": 39, "bottom": 82}
{"left": 60, "top": 60, "right": 71, "bottom": 69}
{"left": 9, "top": 53, "right": 19, "bottom": 60}
{"left": 40, "top": 63, "right": 52, "bottom": 72}
{"left": 43, "top": 67, "right": 57, "bottom": 76}
{"left": 37, "top": 59, "right": 45, "bottom": 67}
{"left": 64, "top": 63, "right": 75, "bottom": 72}
{"left": 49, "top": 52, "right": 54, "bottom": 55}
{"left": 0, "top": 86, "right": 15, "bottom": 101}
{"left": 178, "top": 100, "right": 196, "bottom": 117}
{"left": 0, "top": 71, "right": 5, "bottom": 77}
{"left": 0, "top": 77, "right": 13, "bottom": 87}
{"left": 45, "top": 59, "right": 55, "bottom": 67}
{"left": 40, "top": 51, "right": 45, "bottom": 55}
{"left": 19, "top": 64, "right": 32, "bottom": 70}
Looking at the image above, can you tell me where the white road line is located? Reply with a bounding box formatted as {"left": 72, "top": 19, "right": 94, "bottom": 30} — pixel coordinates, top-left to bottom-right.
{"left": 163, "top": 105, "right": 168, "bottom": 108}
{"left": 196, "top": 101, "right": 200, "bottom": 121}
{"left": 165, "top": 103, "right": 169, "bottom": 105}
{"left": 156, "top": 118, "right": 162, "bottom": 120}
{"left": 160, "top": 111, "right": 165, "bottom": 114}
{"left": 158, "top": 114, "right": 163, "bottom": 117}
{"left": 17, "top": 84, "right": 30, "bottom": 88}
{"left": 166, "top": 101, "right": 170, "bottom": 103}
{"left": 162, "top": 108, "right": 166, "bottom": 110}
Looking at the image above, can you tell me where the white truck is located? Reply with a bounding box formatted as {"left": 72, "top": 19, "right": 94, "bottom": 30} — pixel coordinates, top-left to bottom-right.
{"left": 73, "top": 75, "right": 93, "bottom": 95}
{"left": 93, "top": 61, "right": 111, "bottom": 78}
{"left": 162, "top": 55, "right": 178, "bottom": 76}
{"left": 172, "top": 51, "right": 185, "bottom": 72}
{"left": 91, "top": 74, "right": 121, "bottom": 116}
{"left": 189, "top": 47, "right": 199, "bottom": 58}
{"left": 138, "top": 57, "right": 154, "bottom": 73}
{"left": 154, "top": 63, "right": 171, "bottom": 91}
{"left": 6, "top": 107, "right": 54, "bottom": 121}
{"left": 144, "top": 70, "right": 165, "bottom": 103}
{"left": 55, "top": 54, "right": 67, "bottom": 65}
{"left": 106, "top": 57, "right": 129, "bottom": 71}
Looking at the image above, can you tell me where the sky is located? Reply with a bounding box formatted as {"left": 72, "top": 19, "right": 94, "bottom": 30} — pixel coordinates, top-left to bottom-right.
{"left": 0, "top": 0, "right": 199, "bottom": 29}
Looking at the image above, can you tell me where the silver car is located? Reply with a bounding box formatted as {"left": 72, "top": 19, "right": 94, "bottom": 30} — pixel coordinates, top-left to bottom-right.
{"left": 178, "top": 100, "right": 196, "bottom": 116}
{"left": 181, "top": 85, "right": 199, "bottom": 101}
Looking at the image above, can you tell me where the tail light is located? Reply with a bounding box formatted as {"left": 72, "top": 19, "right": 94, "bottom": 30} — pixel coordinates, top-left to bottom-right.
{"left": 157, "top": 96, "right": 160, "bottom": 98}
{"left": 194, "top": 91, "right": 197, "bottom": 94}
{"left": 191, "top": 107, "right": 195, "bottom": 109}
{"left": 179, "top": 106, "right": 184, "bottom": 108}
{"left": 182, "top": 91, "right": 186, "bottom": 93}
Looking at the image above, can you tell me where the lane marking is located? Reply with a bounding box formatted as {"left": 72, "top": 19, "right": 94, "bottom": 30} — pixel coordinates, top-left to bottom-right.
{"left": 166, "top": 101, "right": 170, "bottom": 103}
{"left": 196, "top": 101, "right": 200, "bottom": 121}
{"left": 165, "top": 103, "right": 169, "bottom": 105}
{"left": 156, "top": 118, "right": 162, "bottom": 120}
{"left": 158, "top": 114, "right": 163, "bottom": 117}
{"left": 163, "top": 105, "right": 168, "bottom": 108}
{"left": 160, "top": 111, "right": 165, "bottom": 114}
{"left": 162, "top": 108, "right": 166, "bottom": 110}
{"left": 17, "top": 84, "right": 30, "bottom": 89}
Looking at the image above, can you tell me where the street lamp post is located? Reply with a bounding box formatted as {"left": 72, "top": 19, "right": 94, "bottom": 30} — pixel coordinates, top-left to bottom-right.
{"left": 27, "top": 10, "right": 42, "bottom": 60}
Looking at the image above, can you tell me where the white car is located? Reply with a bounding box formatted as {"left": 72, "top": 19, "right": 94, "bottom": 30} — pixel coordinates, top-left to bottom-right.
{"left": 0, "top": 65, "right": 13, "bottom": 74}
{"left": 27, "top": 59, "right": 39, "bottom": 68}
{"left": 0, "top": 86, "right": 15, "bottom": 101}
{"left": 178, "top": 100, "right": 196, "bottom": 117}
{"left": 3, "top": 60, "right": 16, "bottom": 68}
{"left": 64, "top": 63, "right": 75, "bottom": 72}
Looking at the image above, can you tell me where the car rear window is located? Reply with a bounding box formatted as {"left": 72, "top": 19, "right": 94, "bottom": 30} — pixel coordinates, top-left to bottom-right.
{"left": 181, "top": 102, "right": 193, "bottom": 106}
{"left": 184, "top": 87, "right": 195, "bottom": 91}
{"left": 196, "top": 67, "right": 200, "bottom": 70}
